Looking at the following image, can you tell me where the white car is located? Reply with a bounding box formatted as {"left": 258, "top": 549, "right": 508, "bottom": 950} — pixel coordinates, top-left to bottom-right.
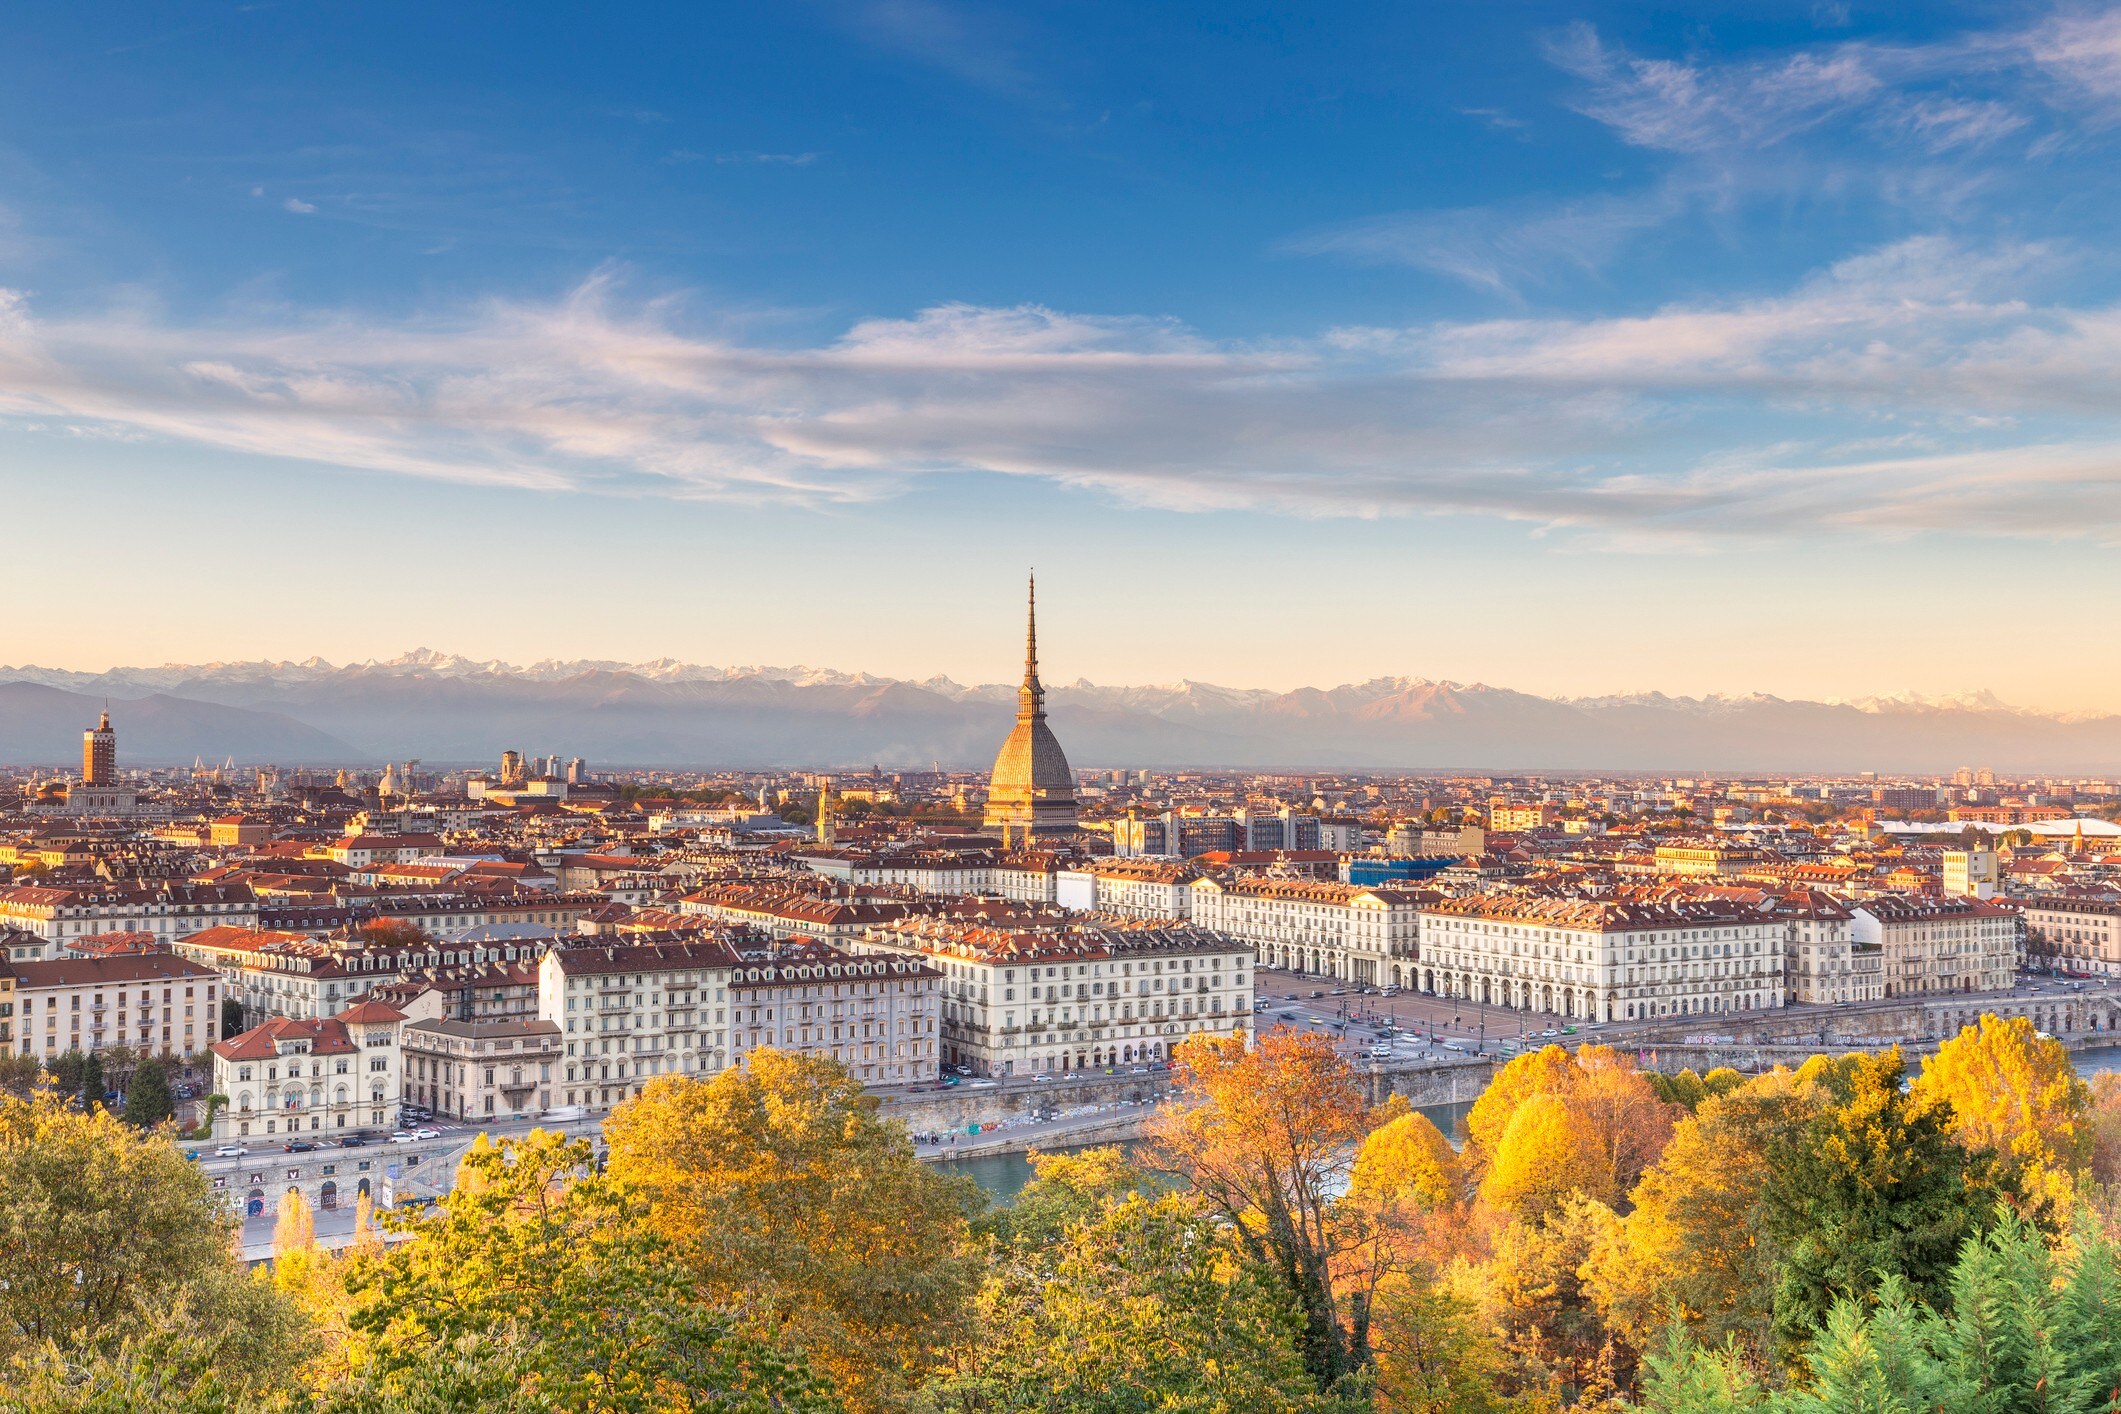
{"left": 1031, "top": 1073, "right": 1052, "bottom": 1082}
{"left": 389, "top": 1131, "right": 416, "bottom": 1144}
{"left": 1368, "top": 1045, "right": 1392, "bottom": 1058}
{"left": 413, "top": 1126, "right": 440, "bottom": 1139}
{"left": 213, "top": 1144, "right": 246, "bottom": 1157}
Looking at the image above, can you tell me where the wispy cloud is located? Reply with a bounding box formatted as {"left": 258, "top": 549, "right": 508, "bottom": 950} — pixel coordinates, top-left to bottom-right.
{"left": 717, "top": 151, "right": 820, "bottom": 166}
{"left": 1282, "top": 183, "right": 1692, "bottom": 296}
{"left": 281, "top": 197, "right": 317, "bottom": 214}
{"left": 6, "top": 239, "right": 2121, "bottom": 543}
{"left": 1298, "top": 11, "right": 2119, "bottom": 295}
{"left": 840, "top": 0, "right": 1034, "bottom": 97}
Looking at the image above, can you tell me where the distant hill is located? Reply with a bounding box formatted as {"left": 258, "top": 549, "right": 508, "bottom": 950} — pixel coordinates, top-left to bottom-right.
{"left": 3, "top": 651, "right": 2118, "bottom": 771}
{"left": 0, "top": 683, "right": 363, "bottom": 767}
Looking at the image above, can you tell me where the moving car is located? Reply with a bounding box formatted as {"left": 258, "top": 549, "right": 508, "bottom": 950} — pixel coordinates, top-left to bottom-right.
{"left": 213, "top": 1144, "right": 246, "bottom": 1157}
{"left": 389, "top": 1131, "right": 416, "bottom": 1144}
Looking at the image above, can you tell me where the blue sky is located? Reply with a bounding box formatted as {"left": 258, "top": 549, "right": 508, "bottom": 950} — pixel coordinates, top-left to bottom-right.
{"left": 6, "top": 2, "right": 2121, "bottom": 709}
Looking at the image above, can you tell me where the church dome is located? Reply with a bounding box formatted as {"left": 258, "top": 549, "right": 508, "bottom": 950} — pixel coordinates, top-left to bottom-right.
{"left": 989, "top": 715, "right": 1074, "bottom": 801}
{"left": 984, "top": 575, "right": 1078, "bottom": 838}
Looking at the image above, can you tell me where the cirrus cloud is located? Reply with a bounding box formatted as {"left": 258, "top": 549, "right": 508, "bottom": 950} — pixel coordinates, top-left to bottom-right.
{"left": 4, "top": 239, "right": 2121, "bottom": 544}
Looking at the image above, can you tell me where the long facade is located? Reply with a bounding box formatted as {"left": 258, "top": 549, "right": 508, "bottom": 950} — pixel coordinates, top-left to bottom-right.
{"left": 1187, "top": 877, "right": 1423, "bottom": 986}
{"left": 1418, "top": 894, "right": 1787, "bottom": 1023}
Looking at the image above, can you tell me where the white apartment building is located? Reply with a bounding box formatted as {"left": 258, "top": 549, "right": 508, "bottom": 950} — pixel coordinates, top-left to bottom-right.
{"left": 541, "top": 940, "right": 740, "bottom": 1115}
{"left": 1054, "top": 860, "right": 1198, "bottom": 921}
{"left": 175, "top": 928, "right": 543, "bottom": 1027}
{"left": 676, "top": 883, "right": 913, "bottom": 940}
{"left": 6, "top": 952, "right": 223, "bottom": 1060}
{"left": 1778, "top": 893, "right": 1884, "bottom": 1006}
{"left": 401, "top": 1017, "right": 564, "bottom": 1121}
{"left": 727, "top": 941, "right": 940, "bottom": 1087}
{"left": 856, "top": 916, "right": 1252, "bottom": 1077}
{"left": 1943, "top": 849, "right": 2000, "bottom": 900}
{"left": 2022, "top": 895, "right": 2121, "bottom": 975}
{"left": 1419, "top": 893, "right": 1786, "bottom": 1023}
{"left": 1188, "top": 877, "right": 1423, "bottom": 987}
{"left": 1851, "top": 896, "right": 2018, "bottom": 996}
{"left": 210, "top": 1000, "right": 405, "bottom": 1140}
{"left": 0, "top": 883, "right": 260, "bottom": 958}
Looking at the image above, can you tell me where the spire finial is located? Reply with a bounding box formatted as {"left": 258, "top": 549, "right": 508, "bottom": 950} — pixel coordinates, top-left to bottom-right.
{"left": 1017, "top": 571, "right": 1045, "bottom": 719}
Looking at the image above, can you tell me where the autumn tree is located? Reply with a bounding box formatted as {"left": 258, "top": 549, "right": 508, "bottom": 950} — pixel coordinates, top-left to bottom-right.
{"left": 1464, "top": 1045, "right": 1579, "bottom": 1180}
{"left": 2089, "top": 1071, "right": 2121, "bottom": 1185}
{"left": 356, "top": 918, "right": 430, "bottom": 948}
{"left": 337, "top": 1129, "right": 830, "bottom": 1414}
{"left": 1454, "top": 1195, "right": 1626, "bottom": 1403}
{"left": 1914, "top": 1013, "right": 2091, "bottom": 1216}
{"left": 1367, "top": 1280, "right": 1513, "bottom": 1414}
{"left": 1480, "top": 1091, "right": 1607, "bottom": 1223}
{"left": 928, "top": 1192, "right": 1328, "bottom": 1414}
{"left": 1150, "top": 1029, "right": 1382, "bottom": 1391}
{"left": 1587, "top": 1071, "right": 1810, "bottom": 1361}
{"left": 1466, "top": 1045, "right": 1674, "bottom": 1218}
{"left": 603, "top": 1052, "right": 983, "bottom": 1414}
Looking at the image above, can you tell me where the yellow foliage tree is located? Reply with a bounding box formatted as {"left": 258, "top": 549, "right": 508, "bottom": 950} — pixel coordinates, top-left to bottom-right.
{"left": 1465, "top": 1045, "right": 1579, "bottom": 1178}
{"left": 603, "top": 1050, "right": 982, "bottom": 1414}
{"left": 1351, "top": 1111, "right": 1464, "bottom": 1213}
{"left": 274, "top": 1187, "right": 316, "bottom": 1261}
{"left": 1584, "top": 1069, "right": 1809, "bottom": 1359}
{"left": 1479, "top": 1092, "right": 1607, "bottom": 1222}
{"left": 1914, "top": 1013, "right": 2091, "bottom": 1214}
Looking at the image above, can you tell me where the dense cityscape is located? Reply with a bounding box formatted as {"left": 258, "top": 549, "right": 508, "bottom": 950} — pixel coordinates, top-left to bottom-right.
{"left": 16, "top": 1, "right": 2121, "bottom": 1410}
{"left": 9, "top": 588, "right": 2121, "bottom": 1410}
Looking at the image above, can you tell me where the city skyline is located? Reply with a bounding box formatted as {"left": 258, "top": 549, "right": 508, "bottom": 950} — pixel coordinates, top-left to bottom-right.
{"left": 8, "top": 4, "right": 2121, "bottom": 707}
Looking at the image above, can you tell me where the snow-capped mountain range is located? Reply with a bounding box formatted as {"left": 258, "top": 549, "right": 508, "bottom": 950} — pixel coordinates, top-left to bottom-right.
{"left": 0, "top": 651, "right": 2112, "bottom": 771}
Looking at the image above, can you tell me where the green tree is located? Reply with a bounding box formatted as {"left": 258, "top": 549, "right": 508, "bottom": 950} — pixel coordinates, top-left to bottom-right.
{"left": 221, "top": 996, "right": 246, "bottom": 1039}
{"left": 1761, "top": 1050, "right": 1984, "bottom": 1355}
{"left": 338, "top": 1129, "right": 832, "bottom": 1414}
{"left": 123, "top": 1054, "right": 176, "bottom": 1128}
{"left": 985, "top": 1145, "right": 1149, "bottom": 1252}
{"left": 1367, "top": 1280, "right": 1512, "bottom": 1414}
{"left": 0, "top": 1087, "right": 303, "bottom": 1386}
{"left": 48, "top": 1048, "right": 104, "bottom": 1107}
{"left": 1638, "top": 1213, "right": 2121, "bottom": 1414}
{"left": 928, "top": 1192, "right": 1329, "bottom": 1414}
{"left": 0, "top": 1050, "right": 42, "bottom": 1099}
{"left": 604, "top": 1053, "right": 983, "bottom": 1414}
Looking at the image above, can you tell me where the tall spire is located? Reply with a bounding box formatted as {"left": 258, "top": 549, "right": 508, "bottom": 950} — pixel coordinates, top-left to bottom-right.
{"left": 1018, "top": 571, "right": 1045, "bottom": 719}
